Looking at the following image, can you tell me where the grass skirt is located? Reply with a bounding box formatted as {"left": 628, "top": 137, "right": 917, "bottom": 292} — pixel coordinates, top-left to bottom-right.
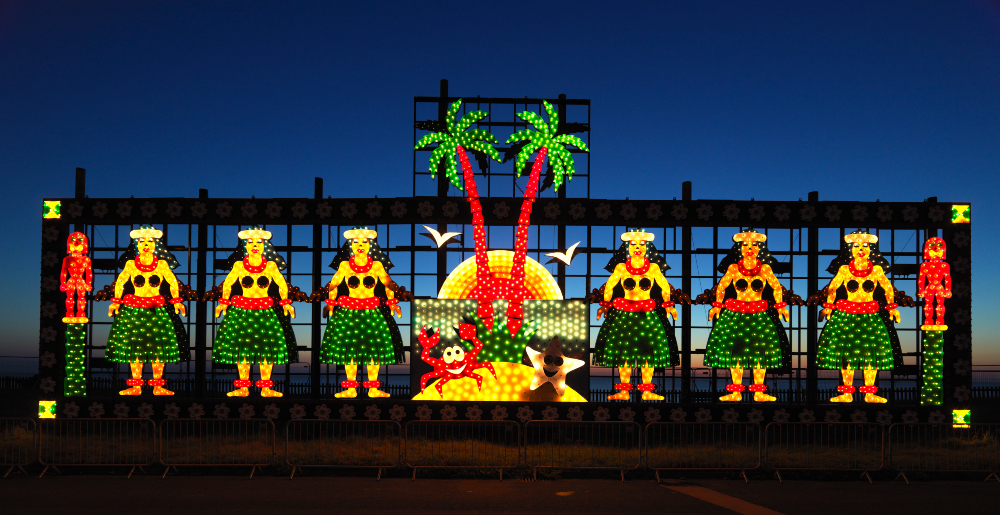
{"left": 593, "top": 307, "right": 678, "bottom": 368}
{"left": 320, "top": 306, "right": 404, "bottom": 365}
{"left": 106, "top": 305, "right": 181, "bottom": 363}
{"left": 705, "top": 309, "right": 786, "bottom": 368}
{"left": 817, "top": 310, "right": 898, "bottom": 370}
{"left": 213, "top": 306, "right": 294, "bottom": 364}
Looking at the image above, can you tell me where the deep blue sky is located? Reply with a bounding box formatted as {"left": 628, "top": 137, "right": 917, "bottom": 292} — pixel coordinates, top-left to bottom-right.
{"left": 2, "top": 1, "right": 998, "bottom": 364}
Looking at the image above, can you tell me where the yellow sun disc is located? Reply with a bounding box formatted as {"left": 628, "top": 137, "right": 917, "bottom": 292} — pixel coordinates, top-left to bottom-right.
{"left": 438, "top": 250, "right": 563, "bottom": 300}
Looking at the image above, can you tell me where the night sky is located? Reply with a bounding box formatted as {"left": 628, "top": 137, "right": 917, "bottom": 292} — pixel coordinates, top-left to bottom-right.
{"left": 2, "top": 1, "right": 998, "bottom": 366}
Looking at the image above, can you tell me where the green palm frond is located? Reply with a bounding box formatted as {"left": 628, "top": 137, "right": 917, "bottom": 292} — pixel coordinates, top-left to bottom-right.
{"left": 414, "top": 98, "right": 499, "bottom": 191}
{"left": 506, "top": 100, "right": 589, "bottom": 190}
{"left": 415, "top": 131, "right": 449, "bottom": 148}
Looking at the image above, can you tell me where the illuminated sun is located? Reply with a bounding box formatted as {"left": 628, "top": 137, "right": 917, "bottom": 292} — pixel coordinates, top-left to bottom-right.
{"left": 438, "top": 250, "right": 563, "bottom": 300}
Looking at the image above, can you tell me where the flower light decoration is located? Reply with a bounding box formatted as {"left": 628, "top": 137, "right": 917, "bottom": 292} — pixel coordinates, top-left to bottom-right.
{"left": 213, "top": 226, "right": 297, "bottom": 397}
{"left": 704, "top": 229, "right": 791, "bottom": 402}
{"left": 106, "top": 225, "right": 188, "bottom": 396}
{"left": 320, "top": 226, "right": 404, "bottom": 398}
{"left": 817, "top": 230, "right": 903, "bottom": 404}
{"left": 918, "top": 237, "right": 951, "bottom": 405}
{"left": 592, "top": 228, "right": 679, "bottom": 401}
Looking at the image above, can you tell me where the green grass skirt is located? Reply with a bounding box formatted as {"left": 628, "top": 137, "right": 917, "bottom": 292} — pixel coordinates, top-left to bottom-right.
{"left": 593, "top": 308, "right": 678, "bottom": 368}
{"left": 817, "top": 310, "right": 896, "bottom": 370}
{"left": 320, "top": 306, "right": 404, "bottom": 365}
{"left": 213, "top": 306, "right": 293, "bottom": 364}
{"left": 106, "top": 305, "right": 181, "bottom": 363}
{"left": 704, "top": 309, "right": 785, "bottom": 368}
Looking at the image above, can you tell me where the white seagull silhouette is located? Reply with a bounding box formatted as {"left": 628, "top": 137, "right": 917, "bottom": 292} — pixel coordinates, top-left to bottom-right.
{"left": 545, "top": 241, "right": 581, "bottom": 266}
{"left": 421, "top": 225, "right": 462, "bottom": 248}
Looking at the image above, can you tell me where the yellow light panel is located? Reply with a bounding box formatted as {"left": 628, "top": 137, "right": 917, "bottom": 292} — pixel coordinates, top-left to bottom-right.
{"left": 438, "top": 250, "right": 562, "bottom": 300}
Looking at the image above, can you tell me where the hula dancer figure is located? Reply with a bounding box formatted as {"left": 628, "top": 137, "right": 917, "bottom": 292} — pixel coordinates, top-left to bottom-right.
{"left": 705, "top": 229, "right": 791, "bottom": 402}
{"left": 214, "top": 226, "right": 297, "bottom": 397}
{"left": 321, "top": 226, "right": 404, "bottom": 398}
{"left": 106, "top": 225, "right": 187, "bottom": 396}
{"left": 818, "top": 230, "right": 903, "bottom": 403}
{"left": 594, "top": 228, "right": 679, "bottom": 401}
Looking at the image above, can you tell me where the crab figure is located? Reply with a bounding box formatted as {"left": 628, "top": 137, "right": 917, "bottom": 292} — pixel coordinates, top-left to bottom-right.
{"left": 418, "top": 324, "right": 497, "bottom": 396}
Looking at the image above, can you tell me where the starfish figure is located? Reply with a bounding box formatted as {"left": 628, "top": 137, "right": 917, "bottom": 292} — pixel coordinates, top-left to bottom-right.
{"left": 526, "top": 336, "right": 584, "bottom": 397}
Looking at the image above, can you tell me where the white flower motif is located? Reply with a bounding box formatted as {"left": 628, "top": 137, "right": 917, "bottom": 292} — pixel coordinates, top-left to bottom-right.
{"left": 338, "top": 404, "right": 355, "bottom": 420}
{"left": 416, "top": 201, "right": 434, "bottom": 218}
{"left": 695, "top": 408, "right": 713, "bottom": 423}
{"left": 952, "top": 282, "right": 970, "bottom": 298}
{"left": 953, "top": 334, "right": 971, "bottom": 350}
{"left": 316, "top": 202, "right": 333, "bottom": 219}
{"left": 644, "top": 408, "right": 662, "bottom": 424}
{"left": 901, "top": 410, "right": 918, "bottom": 424}
{"left": 618, "top": 407, "right": 635, "bottom": 422}
{"left": 593, "top": 407, "right": 610, "bottom": 422}
{"left": 113, "top": 402, "right": 130, "bottom": 418}
{"left": 188, "top": 403, "right": 205, "bottom": 419}
{"left": 140, "top": 201, "right": 157, "bottom": 218}
{"left": 595, "top": 203, "right": 612, "bottom": 220}
{"left": 876, "top": 205, "right": 893, "bottom": 222}
{"left": 824, "top": 410, "right": 842, "bottom": 423}
{"left": 620, "top": 202, "right": 636, "bottom": 220}
{"left": 569, "top": 202, "right": 586, "bottom": 220}
{"left": 92, "top": 201, "right": 108, "bottom": 218}
{"left": 63, "top": 402, "right": 79, "bottom": 418}
{"left": 671, "top": 203, "right": 689, "bottom": 220}
{"left": 952, "top": 231, "right": 969, "bottom": 248}
{"left": 493, "top": 201, "right": 510, "bottom": 219}
{"left": 851, "top": 204, "right": 868, "bottom": 222}
{"left": 341, "top": 202, "right": 357, "bottom": 219}
{"left": 163, "top": 403, "right": 180, "bottom": 419}
{"left": 42, "top": 251, "right": 58, "bottom": 268}
{"left": 798, "top": 409, "right": 815, "bottom": 423}
{"left": 928, "top": 206, "right": 946, "bottom": 223}
{"left": 43, "top": 226, "right": 60, "bottom": 242}
{"left": 442, "top": 201, "right": 459, "bottom": 218}
{"left": 166, "top": 201, "right": 183, "bottom": 218}
{"left": 799, "top": 204, "right": 816, "bottom": 221}
{"left": 954, "top": 309, "right": 970, "bottom": 324}
{"left": 216, "top": 202, "right": 233, "bottom": 218}
{"left": 39, "top": 352, "right": 56, "bottom": 368}
{"left": 40, "top": 326, "right": 57, "bottom": 342}
{"left": 214, "top": 403, "right": 230, "bottom": 419}
{"left": 774, "top": 204, "right": 791, "bottom": 221}
{"left": 952, "top": 386, "right": 970, "bottom": 402}
{"left": 747, "top": 409, "right": 764, "bottom": 424}
{"left": 875, "top": 410, "right": 893, "bottom": 426}
{"left": 137, "top": 403, "right": 154, "bottom": 419}
{"left": 645, "top": 203, "right": 663, "bottom": 220}
{"left": 63, "top": 201, "right": 83, "bottom": 218}
{"left": 364, "top": 404, "right": 381, "bottom": 420}
{"left": 669, "top": 407, "right": 688, "bottom": 423}
{"left": 567, "top": 406, "right": 584, "bottom": 422}
{"left": 265, "top": 202, "right": 282, "bottom": 219}
{"left": 389, "top": 201, "right": 407, "bottom": 219}
{"left": 263, "top": 403, "right": 280, "bottom": 420}
{"left": 902, "top": 205, "right": 919, "bottom": 222}
{"left": 415, "top": 405, "right": 432, "bottom": 420}
{"left": 191, "top": 201, "right": 207, "bottom": 218}
{"left": 516, "top": 406, "right": 534, "bottom": 423}
{"left": 40, "top": 377, "right": 55, "bottom": 393}
{"left": 41, "top": 302, "right": 58, "bottom": 318}
{"left": 465, "top": 405, "right": 482, "bottom": 421}
{"left": 748, "top": 204, "right": 765, "bottom": 221}
{"left": 289, "top": 404, "right": 306, "bottom": 420}
{"left": 388, "top": 405, "right": 406, "bottom": 421}
{"left": 490, "top": 405, "right": 508, "bottom": 421}
{"left": 440, "top": 405, "right": 457, "bottom": 420}
{"left": 849, "top": 410, "right": 868, "bottom": 423}
{"left": 116, "top": 201, "right": 133, "bottom": 218}
{"left": 88, "top": 402, "right": 105, "bottom": 418}
{"left": 542, "top": 406, "right": 560, "bottom": 421}
{"left": 696, "top": 203, "right": 714, "bottom": 221}
{"left": 544, "top": 202, "right": 561, "bottom": 219}
{"left": 291, "top": 202, "right": 308, "bottom": 219}
{"left": 721, "top": 408, "right": 739, "bottom": 423}
{"left": 723, "top": 203, "right": 740, "bottom": 221}
{"left": 928, "top": 410, "right": 947, "bottom": 424}
{"left": 314, "top": 404, "right": 331, "bottom": 420}
{"left": 772, "top": 409, "right": 790, "bottom": 423}
{"left": 238, "top": 403, "right": 256, "bottom": 419}
{"left": 952, "top": 258, "right": 970, "bottom": 275}
{"left": 824, "top": 205, "right": 841, "bottom": 221}
{"left": 953, "top": 359, "right": 970, "bottom": 376}
{"left": 42, "top": 277, "right": 59, "bottom": 292}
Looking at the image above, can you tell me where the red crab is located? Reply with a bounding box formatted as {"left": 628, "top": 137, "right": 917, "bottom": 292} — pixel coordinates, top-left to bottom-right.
{"left": 418, "top": 324, "right": 497, "bottom": 396}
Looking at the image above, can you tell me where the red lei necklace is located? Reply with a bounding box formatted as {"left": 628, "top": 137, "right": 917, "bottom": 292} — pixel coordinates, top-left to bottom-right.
{"left": 625, "top": 257, "right": 650, "bottom": 276}
{"left": 849, "top": 258, "right": 873, "bottom": 278}
{"left": 349, "top": 255, "right": 374, "bottom": 274}
{"left": 737, "top": 259, "right": 762, "bottom": 277}
{"left": 243, "top": 256, "right": 267, "bottom": 274}
{"left": 134, "top": 255, "right": 158, "bottom": 273}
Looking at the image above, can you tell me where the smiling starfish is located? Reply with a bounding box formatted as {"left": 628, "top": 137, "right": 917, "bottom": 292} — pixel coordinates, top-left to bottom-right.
{"left": 526, "top": 336, "right": 584, "bottom": 397}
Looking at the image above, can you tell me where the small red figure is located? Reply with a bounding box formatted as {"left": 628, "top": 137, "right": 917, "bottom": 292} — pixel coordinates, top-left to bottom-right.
{"left": 417, "top": 324, "right": 497, "bottom": 396}
{"left": 60, "top": 232, "right": 92, "bottom": 323}
{"left": 918, "top": 237, "right": 951, "bottom": 330}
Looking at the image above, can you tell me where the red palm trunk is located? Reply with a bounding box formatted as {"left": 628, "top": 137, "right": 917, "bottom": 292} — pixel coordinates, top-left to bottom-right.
{"left": 456, "top": 145, "right": 494, "bottom": 330}
{"left": 506, "top": 146, "right": 547, "bottom": 336}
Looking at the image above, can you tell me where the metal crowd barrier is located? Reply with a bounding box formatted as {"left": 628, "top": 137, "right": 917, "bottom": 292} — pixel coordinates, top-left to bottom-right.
{"left": 404, "top": 420, "right": 520, "bottom": 480}
{"left": 285, "top": 419, "right": 401, "bottom": 479}
{"left": 159, "top": 419, "right": 276, "bottom": 478}
{"left": 764, "top": 422, "right": 885, "bottom": 482}
{"left": 888, "top": 423, "right": 1000, "bottom": 483}
{"left": 1, "top": 418, "right": 36, "bottom": 478}
{"left": 645, "top": 422, "right": 761, "bottom": 482}
{"left": 523, "top": 421, "right": 641, "bottom": 481}
{"left": 37, "top": 418, "right": 156, "bottom": 478}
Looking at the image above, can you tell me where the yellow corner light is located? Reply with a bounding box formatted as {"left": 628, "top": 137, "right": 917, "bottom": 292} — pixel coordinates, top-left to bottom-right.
{"left": 952, "top": 409, "right": 971, "bottom": 428}
{"left": 43, "top": 200, "right": 61, "bottom": 219}
{"left": 951, "top": 205, "right": 970, "bottom": 223}
{"left": 39, "top": 400, "right": 56, "bottom": 418}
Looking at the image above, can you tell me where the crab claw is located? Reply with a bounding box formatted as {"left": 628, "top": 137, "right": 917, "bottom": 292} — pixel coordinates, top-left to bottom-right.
{"left": 418, "top": 325, "right": 440, "bottom": 346}
{"left": 457, "top": 323, "right": 478, "bottom": 341}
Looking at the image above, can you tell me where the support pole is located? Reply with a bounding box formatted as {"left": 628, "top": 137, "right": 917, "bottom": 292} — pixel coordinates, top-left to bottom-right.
{"left": 195, "top": 188, "right": 208, "bottom": 398}
{"left": 556, "top": 94, "right": 567, "bottom": 295}
{"left": 806, "top": 191, "right": 819, "bottom": 404}
{"left": 312, "top": 178, "right": 323, "bottom": 398}
{"left": 437, "top": 79, "right": 449, "bottom": 292}
{"left": 681, "top": 181, "right": 692, "bottom": 403}
{"left": 74, "top": 168, "right": 86, "bottom": 233}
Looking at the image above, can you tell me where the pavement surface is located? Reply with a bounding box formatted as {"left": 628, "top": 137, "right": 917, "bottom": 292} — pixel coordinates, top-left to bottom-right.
{"left": 2, "top": 474, "right": 999, "bottom": 514}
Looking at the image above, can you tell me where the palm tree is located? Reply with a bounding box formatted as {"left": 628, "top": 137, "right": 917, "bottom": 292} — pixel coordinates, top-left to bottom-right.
{"left": 415, "top": 99, "right": 500, "bottom": 329}
{"left": 503, "top": 100, "right": 589, "bottom": 336}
